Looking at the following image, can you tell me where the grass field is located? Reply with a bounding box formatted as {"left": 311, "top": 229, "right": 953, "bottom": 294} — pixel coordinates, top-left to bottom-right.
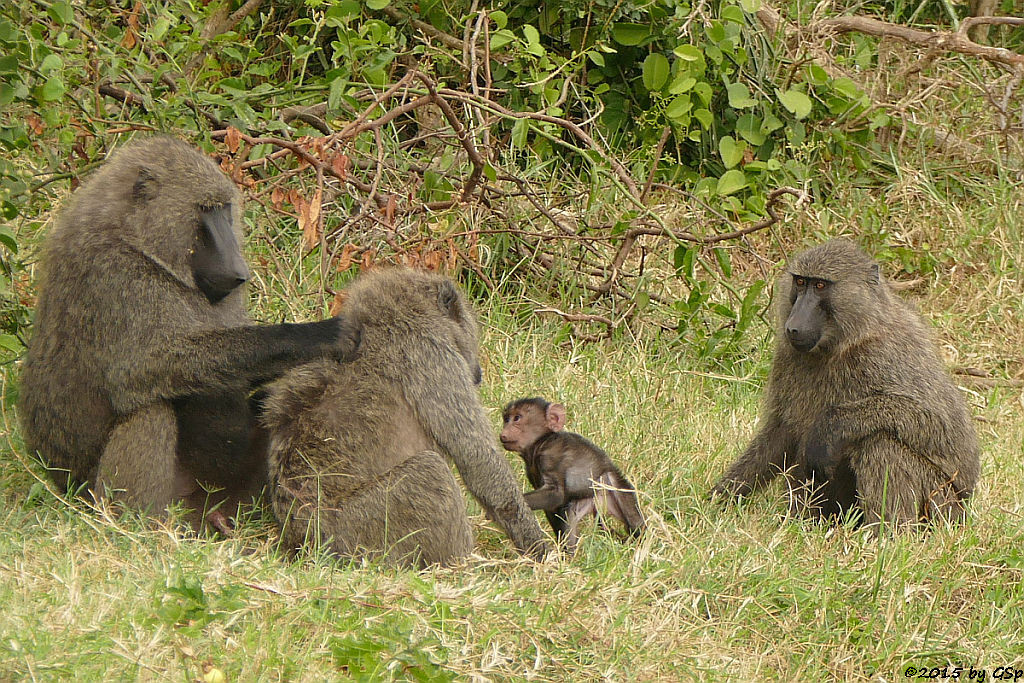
{"left": 2, "top": 196, "right": 1023, "bottom": 680}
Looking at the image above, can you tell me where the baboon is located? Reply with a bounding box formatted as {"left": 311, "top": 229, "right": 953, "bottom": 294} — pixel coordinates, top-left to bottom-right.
{"left": 261, "top": 269, "right": 550, "bottom": 567}
{"left": 710, "top": 239, "right": 980, "bottom": 528}
{"left": 17, "top": 136, "right": 360, "bottom": 531}
{"left": 500, "top": 397, "right": 645, "bottom": 551}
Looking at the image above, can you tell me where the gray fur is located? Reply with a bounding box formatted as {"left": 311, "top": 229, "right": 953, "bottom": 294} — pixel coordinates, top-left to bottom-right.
{"left": 710, "top": 239, "right": 980, "bottom": 528}
{"left": 262, "top": 268, "right": 550, "bottom": 567}
{"left": 17, "top": 136, "right": 358, "bottom": 529}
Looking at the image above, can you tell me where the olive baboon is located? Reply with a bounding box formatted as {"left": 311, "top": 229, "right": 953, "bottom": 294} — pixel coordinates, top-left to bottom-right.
{"left": 710, "top": 239, "right": 979, "bottom": 528}
{"left": 261, "top": 269, "right": 550, "bottom": 567}
{"left": 18, "top": 136, "right": 360, "bottom": 530}
{"left": 500, "top": 397, "right": 645, "bottom": 551}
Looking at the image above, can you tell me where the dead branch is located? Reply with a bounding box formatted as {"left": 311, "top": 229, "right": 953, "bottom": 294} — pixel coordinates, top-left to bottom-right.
{"left": 813, "top": 15, "right": 1024, "bottom": 68}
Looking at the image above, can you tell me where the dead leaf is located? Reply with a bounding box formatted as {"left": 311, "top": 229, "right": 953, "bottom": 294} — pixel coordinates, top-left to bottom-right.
{"left": 26, "top": 114, "right": 44, "bottom": 136}
{"left": 336, "top": 243, "right": 358, "bottom": 272}
{"left": 331, "top": 153, "right": 350, "bottom": 180}
{"left": 361, "top": 248, "right": 377, "bottom": 270}
{"left": 270, "top": 187, "right": 284, "bottom": 210}
{"left": 298, "top": 188, "right": 322, "bottom": 251}
{"left": 225, "top": 126, "right": 241, "bottom": 154}
{"left": 329, "top": 290, "right": 348, "bottom": 316}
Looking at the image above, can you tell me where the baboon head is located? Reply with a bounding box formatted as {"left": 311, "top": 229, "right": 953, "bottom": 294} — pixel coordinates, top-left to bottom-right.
{"left": 776, "top": 239, "right": 889, "bottom": 355}
{"left": 70, "top": 136, "right": 248, "bottom": 304}
{"left": 343, "top": 269, "right": 482, "bottom": 383}
{"left": 500, "top": 398, "right": 566, "bottom": 453}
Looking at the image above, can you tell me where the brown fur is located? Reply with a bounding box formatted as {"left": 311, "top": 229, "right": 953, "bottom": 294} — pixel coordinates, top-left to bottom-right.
{"left": 711, "top": 239, "right": 980, "bottom": 528}
{"left": 17, "top": 136, "right": 358, "bottom": 530}
{"left": 262, "top": 269, "right": 550, "bottom": 567}
{"left": 501, "top": 397, "right": 645, "bottom": 551}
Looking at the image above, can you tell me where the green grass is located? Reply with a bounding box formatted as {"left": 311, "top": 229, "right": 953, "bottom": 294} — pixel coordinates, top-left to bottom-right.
{"left": 1, "top": 271, "right": 1023, "bottom": 679}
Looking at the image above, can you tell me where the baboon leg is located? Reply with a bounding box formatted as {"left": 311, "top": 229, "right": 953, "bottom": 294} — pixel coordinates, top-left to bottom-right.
{"left": 96, "top": 402, "right": 182, "bottom": 511}
{"left": 545, "top": 508, "right": 571, "bottom": 543}
{"left": 561, "top": 498, "right": 596, "bottom": 554}
{"left": 286, "top": 450, "right": 473, "bottom": 568}
{"left": 851, "top": 438, "right": 929, "bottom": 529}
{"left": 595, "top": 472, "right": 646, "bottom": 537}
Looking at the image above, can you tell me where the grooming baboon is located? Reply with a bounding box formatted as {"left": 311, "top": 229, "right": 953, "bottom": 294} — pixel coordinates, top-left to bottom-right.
{"left": 500, "top": 397, "right": 645, "bottom": 551}
{"left": 710, "top": 239, "right": 979, "bottom": 528}
{"left": 18, "top": 136, "right": 360, "bottom": 531}
{"left": 261, "top": 269, "right": 550, "bottom": 567}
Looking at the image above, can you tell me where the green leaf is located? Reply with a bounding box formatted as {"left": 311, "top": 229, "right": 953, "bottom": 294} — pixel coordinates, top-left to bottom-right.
{"left": 664, "top": 95, "right": 691, "bottom": 120}
{"left": 740, "top": 0, "right": 761, "bottom": 11}
{"left": 726, "top": 83, "right": 756, "bottom": 109}
{"left": 490, "top": 29, "right": 515, "bottom": 50}
{"left": 522, "top": 24, "right": 540, "bottom": 47}
{"left": 668, "top": 74, "right": 696, "bottom": 94}
{"left": 777, "top": 88, "right": 813, "bottom": 118}
{"left": 46, "top": 1, "right": 74, "bottom": 25}
{"left": 714, "top": 247, "right": 733, "bottom": 278}
{"left": 366, "top": 0, "right": 390, "bottom": 9}
{"left": 806, "top": 63, "right": 828, "bottom": 86}
{"left": 36, "top": 77, "right": 65, "bottom": 102}
{"left": 735, "top": 114, "right": 766, "bottom": 145}
{"left": 716, "top": 169, "right": 747, "bottom": 195}
{"left": 718, "top": 136, "right": 746, "bottom": 169}
{"left": 0, "top": 226, "right": 18, "bottom": 253}
{"left": 587, "top": 50, "right": 605, "bottom": 67}
{"left": 0, "top": 334, "right": 22, "bottom": 354}
{"left": 612, "top": 23, "right": 649, "bottom": 46}
{"left": 832, "top": 77, "right": 863, "bottom": 99}
{"left": 693, "top": 108, "right": 713, "bottom": 129}
{"left": 693, "top": 82, "right": 713, "bottom": 105}
{"left": 511, "top": 118, "right": 528, "bottom": 148}
{"left": 721, "top": 6, "right": 745, "bottom": 24}
{"left": 490, "top": 10, "right": 508, "bottom": 30}
{"left": 673, "top": 44, "right": 702, "bottom": 61}
{"left": 0, "top": 55, "right": 17, "bottom": 74}
{"left": 641, "top": 53, "right": 669, "bottom": 92}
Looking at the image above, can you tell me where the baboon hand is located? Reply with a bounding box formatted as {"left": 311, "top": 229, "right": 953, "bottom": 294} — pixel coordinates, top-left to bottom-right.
{"left": 708, "top": 478, "right": 751, "bottom": 500}
{"left": 331, "top": 314, "right": 362, "bottom": 361}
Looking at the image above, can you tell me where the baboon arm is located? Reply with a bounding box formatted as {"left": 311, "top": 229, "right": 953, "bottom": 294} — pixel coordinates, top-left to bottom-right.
{"left": 406, "top": 354, "right": 550, "bottom": 559}
{"left": 523, "top": 482, "right": 568, "bottom": 511}
{"left": 107, "top": 319, "right": 358, "bottom": 412}
{"left": 711, "top": 415, "right": 796, "bottom": 497}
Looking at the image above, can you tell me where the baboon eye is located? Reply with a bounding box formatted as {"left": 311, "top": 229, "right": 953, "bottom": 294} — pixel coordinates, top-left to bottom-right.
{"left": 815, "top": 281, "right": 825, "bottom": 290}
{"left": 795, "top": 277, "right": 806, "bottom": 287}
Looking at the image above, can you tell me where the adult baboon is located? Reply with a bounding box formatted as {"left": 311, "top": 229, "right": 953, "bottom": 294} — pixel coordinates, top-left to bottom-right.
{"left": 18, "top": 136, "right": 360, "bottom": 530}
{"left": 261, "top": 269, "right": 550, "bottom": 567}
{"left": 710, "top": 239, "right": 979, "bottom": 528}
{"left": 500, "top": 397, "right": 645, "bottom": 551}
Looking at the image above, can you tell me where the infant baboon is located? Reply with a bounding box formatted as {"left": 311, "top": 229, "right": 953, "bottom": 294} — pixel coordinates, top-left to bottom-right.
{"left": 710, "top": 239, "right": 979, "bottom": 528}
{"left": 18, "top": 136, "right": 359, "bottom": 531}
{"left": 500, "top": 397, "right": 645, "bottom": 551}
{"left": 262, "top": 269, "right": 550, "bottom": 567}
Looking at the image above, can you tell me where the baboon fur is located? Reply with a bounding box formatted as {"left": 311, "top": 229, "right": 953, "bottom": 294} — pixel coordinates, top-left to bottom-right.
{"left": 262, "top": 269, "right": 550, "bottom": 567}
{"left": 711, "top": 239, "right": 979, "bottom": 528}
{"left": 18, "top": 136, "right": 358, "bottom": 529}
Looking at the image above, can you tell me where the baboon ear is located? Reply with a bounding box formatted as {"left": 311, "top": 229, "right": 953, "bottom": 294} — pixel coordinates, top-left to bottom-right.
{"left": 437, "top": 280, "right": 461, "bottom": 320}
{"left": 869, "top": 263, "right": 880, "bottom": 284}
{"left": 546, "top": 403, "right": 567, "bottom": 431}
{"left": 132, "top": 167, "right": 157, "bottom": 201}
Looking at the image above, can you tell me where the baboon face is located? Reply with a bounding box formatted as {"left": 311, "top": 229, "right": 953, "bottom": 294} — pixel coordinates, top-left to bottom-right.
{"left": 114, "top": 137, "right": 248, "bottom": 302}
{"left": 784, "top": 275, "right": 832, "bottom": 352}
{"left": 778, "top": 240, "right": 881, "bottom": 355}
{"left": 189, "top": 203, "right": 250, "bottom": 304}
{"left": 500, "top": 398, "right": 566, "bottom": 453}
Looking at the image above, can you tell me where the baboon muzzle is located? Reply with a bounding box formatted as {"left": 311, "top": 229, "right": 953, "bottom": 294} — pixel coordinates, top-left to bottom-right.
{"left": 192, "top": 205, "right": 249, "bottom": 304}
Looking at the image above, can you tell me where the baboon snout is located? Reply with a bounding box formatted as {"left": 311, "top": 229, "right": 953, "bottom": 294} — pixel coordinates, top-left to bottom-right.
{"left": 785, "top": 324, "right": 820, "bottom": 352}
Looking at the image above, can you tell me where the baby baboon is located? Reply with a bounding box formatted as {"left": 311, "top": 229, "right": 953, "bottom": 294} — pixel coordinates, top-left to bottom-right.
{"left": 18, "top": 136, "right": 359, "bottom": 531}
{"left": 710, "top": 239, "right": 979, "bottom": 528}
{"left": 261, "top": 269, "right": 550, "bottom": 567}
{"left": 500, "top": 397, "right": 645, "bottom": 551}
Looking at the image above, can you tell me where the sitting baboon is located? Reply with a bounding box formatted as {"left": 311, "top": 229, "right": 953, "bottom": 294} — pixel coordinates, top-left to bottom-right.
{"left": 710, "top": 239, "right": 979, "bottom": 528}
{"left": 18, "top": 136, "right": 360, "bottom": 531}
{"left": 261, "top": 269, "right": 550, "bottom": 567}
{"left": 500, "top": 397, "right": 645, "bottom": 552}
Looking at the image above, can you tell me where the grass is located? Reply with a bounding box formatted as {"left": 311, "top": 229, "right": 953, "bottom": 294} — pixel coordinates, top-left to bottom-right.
{"left": 1, "top": 244, "right": 1023, "bottom": 680}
